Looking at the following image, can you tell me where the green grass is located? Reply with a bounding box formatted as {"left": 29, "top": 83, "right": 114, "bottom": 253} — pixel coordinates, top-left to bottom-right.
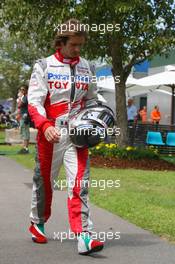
{"left": 89, "top": 168, "right": 175, "bottom": 242}
{"left": 0, "top": 144, "right": 36, "bottom": 167}
{"left": 0, "top": 130, "right": 5, "bottom": 144}
{"left": 1, "top": 143, "right": 175, "bottom": 242}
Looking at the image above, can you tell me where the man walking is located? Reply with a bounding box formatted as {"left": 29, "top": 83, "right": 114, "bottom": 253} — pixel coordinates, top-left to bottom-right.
{"left": 28, "top": 19, "right": 104, "bottom": 255}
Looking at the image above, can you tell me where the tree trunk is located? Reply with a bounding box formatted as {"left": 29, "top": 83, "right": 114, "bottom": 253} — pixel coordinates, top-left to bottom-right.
{"left": 111, "top": 42, "right": 129, "bottom": 147}
{"left": 114, "top": 80, "right": 128, "bottom": 147}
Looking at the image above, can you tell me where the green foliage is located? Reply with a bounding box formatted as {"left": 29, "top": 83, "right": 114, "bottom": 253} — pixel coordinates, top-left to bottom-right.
{"left": 1, "top": 1, "right": 175, "bottom": 145}
{"left": 0, "top": 0, "right": 75, "bottom": 62}
{"left": 90, "top": 143, "right": 159, "bottom": 160}
{"left": 1, "top": 1, "right": 175, "bottom": 64}
{"left": 0, "top": 0, "right": 74, "bottom": 100}
{"left": 0, "top": 29, "right": 32, "bottom": 101}
{"left": 0, "top": 57, "right": 31, "bottom": 100}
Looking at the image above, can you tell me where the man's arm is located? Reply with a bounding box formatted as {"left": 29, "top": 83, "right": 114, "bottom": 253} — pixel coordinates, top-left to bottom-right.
{"left": 28, "top": 60, "right": 52, "bottom": 133}
{"left": 28, "top": 60, "right": 61, "bottom": 142}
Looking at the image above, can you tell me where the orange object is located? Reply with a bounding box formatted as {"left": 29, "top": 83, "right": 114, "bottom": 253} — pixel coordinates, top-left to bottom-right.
{"left": 139, "top": 109, "right": 147, "bottom": 123}
{"left": 151, "top": 109, "right": 161, "bottom": 123}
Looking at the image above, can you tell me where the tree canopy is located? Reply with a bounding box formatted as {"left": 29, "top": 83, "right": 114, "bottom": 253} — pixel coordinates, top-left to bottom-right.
{"left": 1, "top": 0, "right": 175, "bottom": 145}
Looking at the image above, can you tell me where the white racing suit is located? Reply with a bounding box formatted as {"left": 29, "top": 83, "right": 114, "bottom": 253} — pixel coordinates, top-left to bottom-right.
{"left": 28, "top": 52, "right": 97, "bottom": 234}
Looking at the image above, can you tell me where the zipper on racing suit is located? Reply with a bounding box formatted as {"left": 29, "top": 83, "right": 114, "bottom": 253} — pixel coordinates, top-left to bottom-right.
{"left": 70, "top": 65, "right": 76, "bottom": 107}
{"left": 59, "top": 65, "right": 76, "bottom": 126}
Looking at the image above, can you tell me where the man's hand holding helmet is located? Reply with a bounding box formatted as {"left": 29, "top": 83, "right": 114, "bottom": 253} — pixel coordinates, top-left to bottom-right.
{"left": 44, "top": 126, "right": 61, "bottom": 143}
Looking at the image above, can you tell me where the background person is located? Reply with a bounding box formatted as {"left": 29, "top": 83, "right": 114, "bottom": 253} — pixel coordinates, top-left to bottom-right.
{"left": 17, "top": 85, "right": 30, "bottom": 154}
{"left": 127, "top": 98, "right": 138, "bottom": 126}
{"left": 151, "top": 105, "right": 161, "bottom": 124}
{"left": 16, "top": 88, "right": 23, "bottom": 123}
{"left": 139, "top": 106, "right": 147, "bottom": 124}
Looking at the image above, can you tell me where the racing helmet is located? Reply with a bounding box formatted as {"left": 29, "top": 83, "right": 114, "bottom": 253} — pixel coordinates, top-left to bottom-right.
{"left": 68, "top": 104, "right": 115, "bottom": 148}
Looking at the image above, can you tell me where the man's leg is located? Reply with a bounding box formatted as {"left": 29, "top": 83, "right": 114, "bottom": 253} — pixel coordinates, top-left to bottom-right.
{"left": 29, "top": 131, "right": 64, "bottom": 243}
{"left": 23, "top": 139, "right": 29, "bottom": 149}
{"left": 18, "top": 122, "right": 30, "bottom": 154}
{"left": 64, "top": 145, "right": 104, "bottom": 254}
{"left": 30, "top": 133, "right": 55, "bottom": 224}
{"left": 64, "top": 145, "right": 92, "bottom": 234}
{"left": 23, "top": 124, "right": 30, "bottom": 149}
{"left": 29, "top": 132, "right": 54, "bottom": 243}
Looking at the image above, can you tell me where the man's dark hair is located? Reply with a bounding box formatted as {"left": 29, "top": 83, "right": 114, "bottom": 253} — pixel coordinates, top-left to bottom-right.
{"left": 20, "top": 84, "right": 28, "bottom": 91}
{"left": 53, "top": 18, "right": 87, "bottom": 50}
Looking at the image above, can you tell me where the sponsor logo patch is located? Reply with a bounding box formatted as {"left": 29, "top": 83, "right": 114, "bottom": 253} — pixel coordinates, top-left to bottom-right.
{"left": 48, "top": 72, "right": 69, "bottom": 80}
{"left": 48, "top": 81, "right": 89, "bottom": 91}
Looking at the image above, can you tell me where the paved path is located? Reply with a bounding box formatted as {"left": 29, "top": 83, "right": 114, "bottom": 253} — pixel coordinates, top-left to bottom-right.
{"left": 0, "top": 156, "right": 175, "bottom": 264}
